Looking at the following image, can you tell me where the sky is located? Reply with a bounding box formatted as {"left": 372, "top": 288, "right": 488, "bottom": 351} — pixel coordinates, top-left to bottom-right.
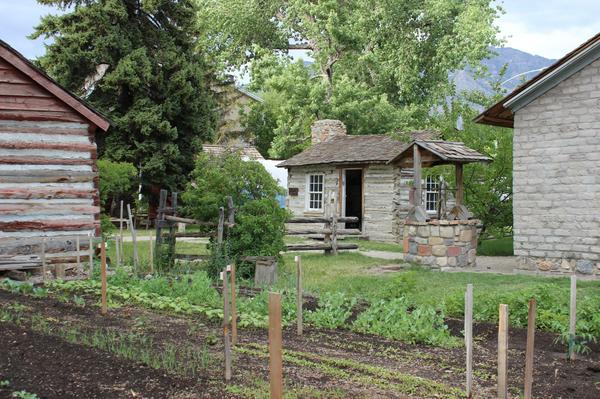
{"left": 0, "top": 0, "right": 599, "bottom": 61}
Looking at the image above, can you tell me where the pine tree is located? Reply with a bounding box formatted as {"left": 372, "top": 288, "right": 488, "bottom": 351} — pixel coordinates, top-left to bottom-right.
{"left": 32, "top": 0, "right": 217, "bottom": 199}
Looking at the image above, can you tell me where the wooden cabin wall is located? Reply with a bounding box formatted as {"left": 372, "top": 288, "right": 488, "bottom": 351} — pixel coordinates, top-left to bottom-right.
{"left": 0, "top": 57, "right": 100, "bottom": 273}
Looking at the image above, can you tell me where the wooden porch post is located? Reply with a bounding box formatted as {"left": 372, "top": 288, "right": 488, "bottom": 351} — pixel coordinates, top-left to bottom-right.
{"left": 413, "top": 145, "right": 422, "bottom": 207}
{"left": 455, "top": 163, "right": 464, "bottom": 206}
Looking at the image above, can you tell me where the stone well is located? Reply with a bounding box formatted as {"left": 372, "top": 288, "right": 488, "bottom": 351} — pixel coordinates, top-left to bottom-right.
{"left": 403, "top": 219, "right": 480, "bottom": 269}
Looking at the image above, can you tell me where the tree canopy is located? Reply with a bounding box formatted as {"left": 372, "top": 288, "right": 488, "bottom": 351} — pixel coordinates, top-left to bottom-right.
{"left": 32, "top": 0, "right": 217, "bottom": 197}
{"left": 200, "top": 0, "right": 502, "bottom": 158}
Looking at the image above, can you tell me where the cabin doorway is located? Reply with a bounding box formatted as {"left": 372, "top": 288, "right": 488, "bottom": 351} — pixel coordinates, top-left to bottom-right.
{"left": 342, "top": 169, "right": 363, "bottom": 230}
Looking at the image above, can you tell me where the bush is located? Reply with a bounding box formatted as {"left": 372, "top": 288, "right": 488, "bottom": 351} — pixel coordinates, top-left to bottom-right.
{"left": 353, "top": 297, "right": 459, "bottom": 347}
{"left": 305, "top": 292, "right": 357, "bottom": 329}
{"left": 182, "top": 153, "right": 288, "bottom": 278}
{"left": 97, "top": 159, "right": 138, "bottom": 211}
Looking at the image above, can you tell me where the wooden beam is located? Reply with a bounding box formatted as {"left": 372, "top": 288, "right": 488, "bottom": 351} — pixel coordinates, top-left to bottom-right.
{"left": 413, "top": 145, "right": 422, "bottom": 206}
{"left": 455, "top": 163, "right": 464, "bottom": 206}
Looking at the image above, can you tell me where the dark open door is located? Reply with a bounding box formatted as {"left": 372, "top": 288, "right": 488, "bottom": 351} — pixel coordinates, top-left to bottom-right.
{"left": 344, "top": 169, "right": 362, "bottom": 230}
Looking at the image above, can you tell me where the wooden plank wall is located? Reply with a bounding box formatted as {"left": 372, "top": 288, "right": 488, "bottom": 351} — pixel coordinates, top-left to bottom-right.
{"left": 0, "top": 57, "right": 100, "bottom": 273}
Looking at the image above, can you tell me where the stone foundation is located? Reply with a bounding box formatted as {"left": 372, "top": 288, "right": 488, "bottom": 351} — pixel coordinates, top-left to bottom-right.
{"left": 403, "top": 219, "right": 480, "bottom": 269}
{"left": 516, "top": 256, "right": 600, "bottom": 276}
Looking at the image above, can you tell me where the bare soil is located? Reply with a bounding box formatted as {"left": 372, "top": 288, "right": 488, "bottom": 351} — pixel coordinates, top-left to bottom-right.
{"left": 0, "top": 290, "right": 599, "bottom": 398}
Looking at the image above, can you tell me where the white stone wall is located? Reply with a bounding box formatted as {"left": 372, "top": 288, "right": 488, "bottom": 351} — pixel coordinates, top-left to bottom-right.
{"left": 513, "top": 58, "right": 600, "bottom": 274}
{"left": 285, "top": 164, "right": 403, "bottom": 241}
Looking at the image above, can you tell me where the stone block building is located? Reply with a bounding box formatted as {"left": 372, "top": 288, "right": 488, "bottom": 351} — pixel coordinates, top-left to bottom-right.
{"left": 476, "top": 33, "right": 600, "bottom": 275}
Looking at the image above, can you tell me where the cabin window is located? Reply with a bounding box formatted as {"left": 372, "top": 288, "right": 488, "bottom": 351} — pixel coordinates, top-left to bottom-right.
{"left": 425, "top": 176, "right": 439, "bottom": 213}
{"left": 306, "top": 174, "right": 324, "bottom": 211}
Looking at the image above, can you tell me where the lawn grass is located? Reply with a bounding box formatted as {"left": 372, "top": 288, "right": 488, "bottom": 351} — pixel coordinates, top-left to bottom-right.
{"left": 477, "top": 236, "right": 514, "bottom": 256}
{"left": 105, "top": 238, "right": 209, "bottom": 267}
{"left": 278, "top": 251, "right": 600, "bottom": 308}
{"left": 343, "top": 238, "right": 404, "bottom": 253}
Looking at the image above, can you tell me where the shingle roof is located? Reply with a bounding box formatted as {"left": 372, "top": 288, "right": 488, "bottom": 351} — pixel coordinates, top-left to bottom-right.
{"left": 202, "top": 143, "right": 264, "bottom": 160}
{"left": 388, "top": 140, "right": 492, "bottom": 167}
{"left": 277, "top": 135, "right": 408, "bottom": 168}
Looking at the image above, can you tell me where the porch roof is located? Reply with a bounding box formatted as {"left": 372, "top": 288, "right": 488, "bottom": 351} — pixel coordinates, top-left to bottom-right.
{"left": 388, "top": 140, "right": 492, "bottom": 168}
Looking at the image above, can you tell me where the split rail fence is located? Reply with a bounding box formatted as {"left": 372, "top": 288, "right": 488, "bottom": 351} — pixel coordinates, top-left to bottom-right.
{"left": 154, "top": 189, "right": 235, "bottom": 267}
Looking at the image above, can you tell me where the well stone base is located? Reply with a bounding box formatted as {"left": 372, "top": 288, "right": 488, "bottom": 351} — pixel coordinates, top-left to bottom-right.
{"left": 403, "top": 219, "right": 480, "bottom": 269}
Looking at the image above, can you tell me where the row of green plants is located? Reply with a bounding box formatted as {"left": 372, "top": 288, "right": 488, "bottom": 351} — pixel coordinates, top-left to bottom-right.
{"left": 6, "top": 269, "right": 459, "bottom": 348}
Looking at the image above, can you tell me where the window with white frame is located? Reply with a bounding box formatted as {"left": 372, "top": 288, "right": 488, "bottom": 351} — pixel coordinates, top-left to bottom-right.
{"left": 306, "top": 174, "right": 324, "bottom": 211}
{"left": 425, "top": 175, "right": 439, "bottom": 213}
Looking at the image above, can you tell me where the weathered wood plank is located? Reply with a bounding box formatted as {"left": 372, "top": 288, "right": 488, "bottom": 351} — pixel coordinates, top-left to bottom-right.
{"left": 0, "top": 188, "right": 95, "bottom": 199}
{"left": 0, "top": 141, "right": 95, "bottom": 152}
{"left": 0, "top": 170, "right": 96, "bottom": 183}
{"left": 0, "top": 220, "right": 95, "bottom": 231}
{"left": 0, "top": 156, "right": 94, "bottom": 165}
{"left": 285, "top": 243, "right": 358, "bottom": 251}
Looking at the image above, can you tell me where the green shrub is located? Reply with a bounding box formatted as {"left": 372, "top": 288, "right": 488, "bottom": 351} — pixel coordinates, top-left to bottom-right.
{"left": 97, "top": 159, "right": 137, "bottom": 210}
{"left": 353, "top": 298, "right": 459, "bottom": 347}
{"left": 182, "top": 153, "right": 288, "bottom": 278}
{"left": 305, "top": 292, "right": 357, "bottom": 329}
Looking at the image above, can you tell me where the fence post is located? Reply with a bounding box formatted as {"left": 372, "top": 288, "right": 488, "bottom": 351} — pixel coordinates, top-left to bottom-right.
{"left": 269, "top": 292, "right": 283, "bottom": 399}
{"left": 168, "top": 192, "right": 178, "bottom": 267}
{"left": 497, "top": 304, "right": 508, "bottom": 399}
{"left": 88, "top": 234, "right": 94, "bottom": 275}
{"left": 465, "top": 284, "right": 473, "bottom": 398}
{"left": 227, "top": 196, "right": 235, "bottom": 226}
{"left": 524, "top": 298, "right": 536, "bottom": 399}
{"left": 100, "top": 239, "right": 107, "bottom": 315}
{"left": 155, "top": 189, "right": 167, "bottom": 268}
{"left": 331, "top": 197, "right": 338, "bottom": 256}
{"left": 569, "top": 275, "right": 577, "bottom": 361}
{"left": 149, "top": 230, "right": 154, "bottom": 274}
{"left": 218, "top": 207, "right": 225, "bottom": 245}
{"left": 230, "top": 264, "right": 237, "bottom": 346}
{"left": 41, "top": 237, "right": 47, "bottom": 282}
{"left": 296, "top": 255, "right": 303, "bottom": 336}
{"left": 222, "top": 269, "right": 232, "bottom": 381}
{"left": 119, "top": 200, "right": 124, "bottom": 266}
{"left": 127, "top": 203, "right": 139, "bottom": 270}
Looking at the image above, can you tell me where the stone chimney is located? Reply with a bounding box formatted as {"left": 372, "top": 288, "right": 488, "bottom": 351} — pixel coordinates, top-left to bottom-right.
{"left": 311, "top": 119, "right": 347, "bottom": 145}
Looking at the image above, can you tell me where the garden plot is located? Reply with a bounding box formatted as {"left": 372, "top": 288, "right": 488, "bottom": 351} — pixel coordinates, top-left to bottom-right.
{"left": 1, "top": 274, "right": 600, "bottom": 399}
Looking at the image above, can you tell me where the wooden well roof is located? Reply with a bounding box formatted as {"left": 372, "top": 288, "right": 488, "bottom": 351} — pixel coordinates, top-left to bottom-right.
{"left": 388, "top": 140, "right": 492, "bottom": 168}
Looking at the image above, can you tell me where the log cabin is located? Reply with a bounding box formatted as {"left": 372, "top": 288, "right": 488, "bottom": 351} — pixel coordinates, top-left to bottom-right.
{"left": 0, "top": 39, "right": 110, "bottom": 277}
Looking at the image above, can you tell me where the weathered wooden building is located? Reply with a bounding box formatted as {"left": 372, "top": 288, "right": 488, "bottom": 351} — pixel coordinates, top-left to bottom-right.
{"left": 277, "top": 120, "right": 466, "bottom": 242}
{"left": 0, "top": 39, "right": 110, "bottom": 274}
{"left": 476, "top": 33, "right": 600, "bottom": 275}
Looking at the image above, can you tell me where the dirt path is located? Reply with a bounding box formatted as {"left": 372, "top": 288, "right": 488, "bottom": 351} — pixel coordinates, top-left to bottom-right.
{"left": 0, "top": 290, "right": 599, "bottom": 398}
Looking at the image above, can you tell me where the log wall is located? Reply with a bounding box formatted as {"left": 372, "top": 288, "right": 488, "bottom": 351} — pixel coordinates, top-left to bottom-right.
{"left": 0, "top": 56, "right": 100, "bottom": 274}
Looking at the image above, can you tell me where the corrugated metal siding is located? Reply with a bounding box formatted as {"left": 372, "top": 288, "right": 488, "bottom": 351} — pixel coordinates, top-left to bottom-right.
{"left": 0, "top": 55, "right": 100, "bottom": 273}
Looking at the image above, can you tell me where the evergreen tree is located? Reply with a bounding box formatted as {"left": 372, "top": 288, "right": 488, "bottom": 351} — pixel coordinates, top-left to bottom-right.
{"left": 32, "top": 0, "right": 217, "bottom": 198}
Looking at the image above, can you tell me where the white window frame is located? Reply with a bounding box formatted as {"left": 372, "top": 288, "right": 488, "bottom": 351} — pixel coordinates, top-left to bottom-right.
{"left": 424, "top": 175, "right": 439, "bottom": 213}
{"left": 305, "top": 173, "right": 325, "bottom": 212}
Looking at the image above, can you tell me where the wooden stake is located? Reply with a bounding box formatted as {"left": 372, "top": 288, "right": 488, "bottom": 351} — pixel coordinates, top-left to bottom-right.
{"left": 76, "top": 236, "right": 81, "bottom": 270}
{"left": 41, "top": 237, "right": 46, "bottom": 282}
{"left": 296, "top": 256, "right": 303, "bottom": 336}
{"left": 455, "top": 163, "right": 464, "bottom": 206}
{"left": 569, "top": 275, "right": 577, "bottom": 361}
{"left": 230, "top": 264, "right": 237, "bottom": 345}
{"left": 497, "top": 304, "right": 508, "bottom": 399}
{"left": 127, "top": 203, "right": 139, "bottom": 270}
{"left": 119, "top": 200, "right": 124, "bottom": 266}
{"left": 100, "top": 240, "right": 107, "bottom": 315}
{"left": 465, "top": 283, "right": 473, "bottom": 398}
{"left": 524, "top": 298, "right": 537, "bottom": 399}
{"left": 269, "top": 292, "right": 283, "bottom": 399}
{"left": 88, "top": 235, "right": 94, "bottom": 275}
{"left": 222, "top": 269, "right": 232, "bottom": 381}
{"left": 149, "top": 230, "right": 154, "bottom": 274}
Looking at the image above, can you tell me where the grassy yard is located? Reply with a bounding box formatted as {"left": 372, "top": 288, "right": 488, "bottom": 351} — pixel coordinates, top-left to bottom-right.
{"left": 342, "top": 238, "right": 404, "bottom": 253}
{"left": 278, "top": 252, "right": 600, "bottom": 306}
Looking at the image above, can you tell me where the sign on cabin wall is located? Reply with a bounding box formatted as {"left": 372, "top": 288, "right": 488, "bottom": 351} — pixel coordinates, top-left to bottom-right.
{"left": 289, "top": 188, "right": 299, "bottom": 196}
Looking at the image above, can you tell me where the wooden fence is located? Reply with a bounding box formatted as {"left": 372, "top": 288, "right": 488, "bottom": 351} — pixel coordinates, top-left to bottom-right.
{"left": 154, "top": 189, "right": 235, "bottom": 267}
{"left": 285, "top": 215, "right": 360, "bottom": 254}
